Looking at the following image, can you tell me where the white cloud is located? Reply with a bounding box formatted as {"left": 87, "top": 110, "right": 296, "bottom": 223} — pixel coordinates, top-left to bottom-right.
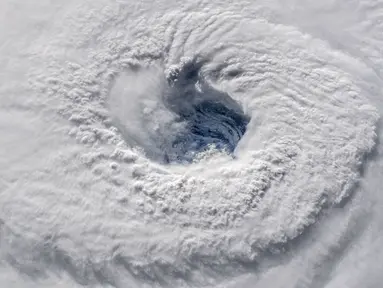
{"left": 0, "top": 0, "right": 382, "bottom": 287}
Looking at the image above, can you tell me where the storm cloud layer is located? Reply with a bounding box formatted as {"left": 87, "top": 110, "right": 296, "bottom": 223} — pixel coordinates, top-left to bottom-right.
{"left": 0, "top": 0, "right": 383, "bottom": 287}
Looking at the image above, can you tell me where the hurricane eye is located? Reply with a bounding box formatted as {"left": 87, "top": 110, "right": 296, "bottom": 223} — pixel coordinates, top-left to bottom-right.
{"left": 162, "top": 61, "right": 250, "bottom": 163}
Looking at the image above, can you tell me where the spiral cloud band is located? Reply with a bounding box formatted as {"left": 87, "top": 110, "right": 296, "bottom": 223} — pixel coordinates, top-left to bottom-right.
{"left": 0, "top": 0, "right": 381, "bottom": 287}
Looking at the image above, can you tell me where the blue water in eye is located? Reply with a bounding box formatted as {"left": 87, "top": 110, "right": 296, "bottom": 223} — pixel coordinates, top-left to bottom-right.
{"left": 172, "top": 99, "right": 248, "bottom": 156}
{"left": 163, "top": 68, "right": 249, "bottom": 163}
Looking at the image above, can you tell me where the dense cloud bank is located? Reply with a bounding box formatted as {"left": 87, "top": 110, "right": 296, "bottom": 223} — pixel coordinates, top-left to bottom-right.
{"left": 0, "top": 0, "right": 382, "bottom": 287}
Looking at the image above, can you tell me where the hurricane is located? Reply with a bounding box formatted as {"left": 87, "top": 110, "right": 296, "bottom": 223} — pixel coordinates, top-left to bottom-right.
{"left": 1, "top": 0, "right": 383, "bottom": 287}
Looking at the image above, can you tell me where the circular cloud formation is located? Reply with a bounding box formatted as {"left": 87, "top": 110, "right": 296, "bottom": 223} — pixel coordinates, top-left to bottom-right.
{"left": 2, "top": 1, "right": 379, "bottom": 287}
